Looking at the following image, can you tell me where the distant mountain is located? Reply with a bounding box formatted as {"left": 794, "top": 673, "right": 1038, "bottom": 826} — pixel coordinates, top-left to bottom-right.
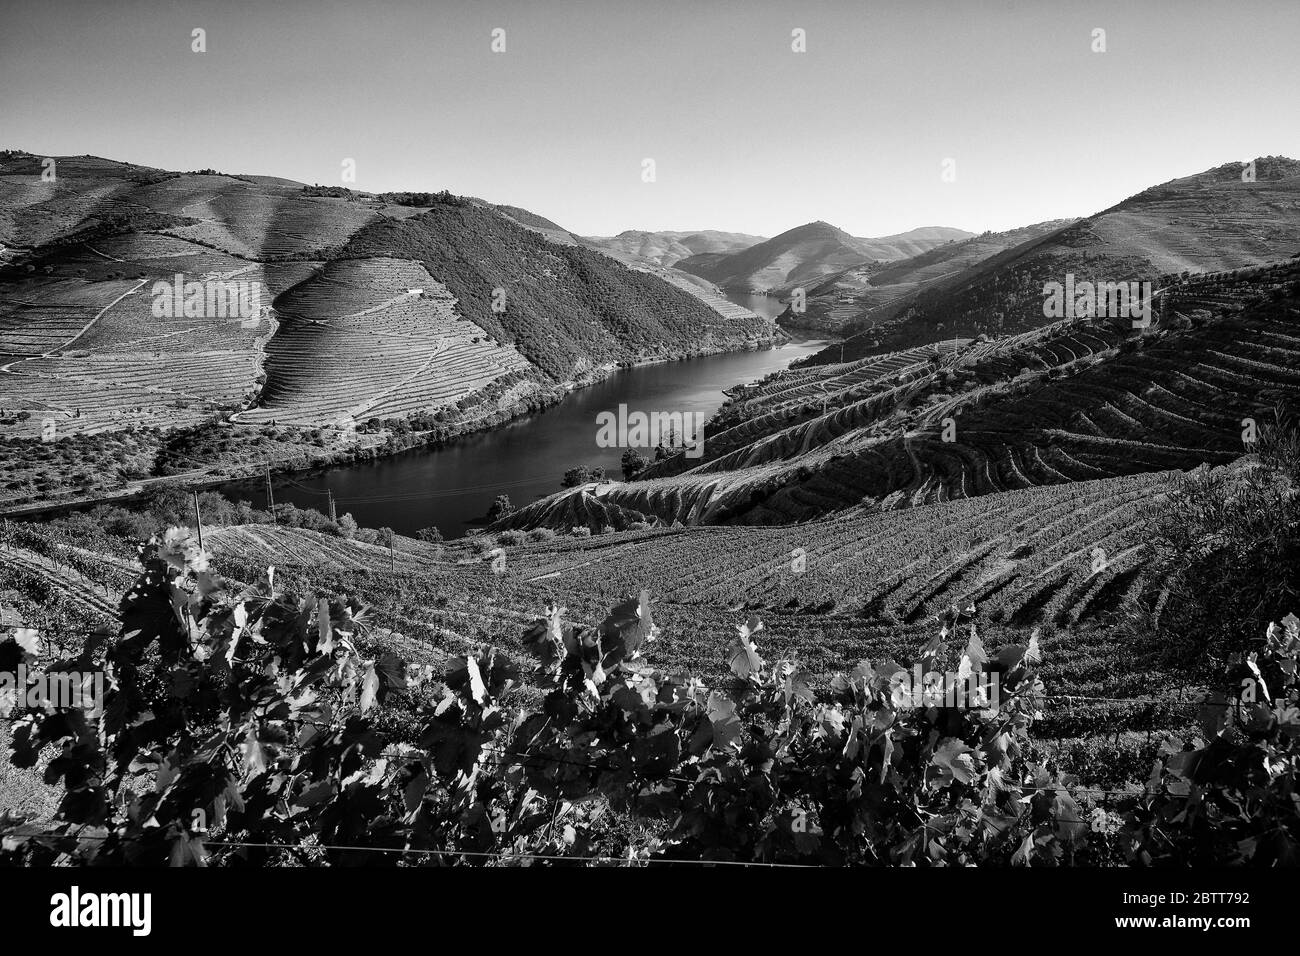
{"left": 581, "top": 230, "right": 767, "bottom": 269}
{"left": 781, "top": 220, "right": 1076, "bottom": 333}
{"left": 809, "top": 156, "right": 1300, "bottom": 364}
{"left": 674, "top": 221, "right": 973, "bottom": 294}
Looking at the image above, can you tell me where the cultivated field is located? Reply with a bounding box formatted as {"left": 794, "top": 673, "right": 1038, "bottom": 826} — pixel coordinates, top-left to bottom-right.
{"left": 495, "top": 261, "right": 1300, "bottom": 530}
{"left": 232, "top": 258, "right": 531, "bottom": 426}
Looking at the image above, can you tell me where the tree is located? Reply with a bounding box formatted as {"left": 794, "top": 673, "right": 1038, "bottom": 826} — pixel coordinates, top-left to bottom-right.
{"left": 415, "top": 526, "right": 442, "bottom": 543}
{"left": 486, "top": 494, "right": 514, "bottom": 522}
{"left": 562, "top": 465, "right": 605, "bottom": 488}
{"left": 620, "top": 449, "right": 649, "bottom": 480}
{"left": 336, "top": 513, "right": 359, "bottom": 539}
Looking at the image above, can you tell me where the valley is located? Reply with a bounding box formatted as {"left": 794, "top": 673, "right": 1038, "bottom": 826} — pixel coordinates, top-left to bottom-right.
{"left": 0, "top": 152, "right": 782, "bottom": 514}
{"left": 2, "top": 153, "right": 1298, "bottom": 873}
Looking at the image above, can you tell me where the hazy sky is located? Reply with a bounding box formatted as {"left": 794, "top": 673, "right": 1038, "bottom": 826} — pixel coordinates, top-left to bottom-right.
{"left": 3, "top": 0, "right": 1298, "bottom": 238}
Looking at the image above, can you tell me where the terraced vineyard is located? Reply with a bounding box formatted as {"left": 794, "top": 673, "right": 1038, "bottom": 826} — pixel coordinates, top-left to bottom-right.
{"left": 497, "top": 260, "right": 1300, "bottom": 530}
{"left": 808, "top": 156, "right": 1300, "bottom": 364}
{"left": 189, "top": 472, "right": 1193, "bottom": 725}
{"left": 499, "top": 471, "right": 1173, "bottom": 626}
{"left": 643, "top": 266, "right": 763, "bottom": 322}
{"left": 787, "top": 220, "right": 1074, "bottom": 333}
{"left": 0, "top": 151, "right": 774, "bottom": 504}
{"left": 158, "top": 178, "right": 383, "bottom": 260}
{"left": 232, "top": 258, "right": 533, "bottom": 426}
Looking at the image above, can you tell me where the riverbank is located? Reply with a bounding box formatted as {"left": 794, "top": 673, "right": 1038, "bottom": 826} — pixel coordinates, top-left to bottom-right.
{"left": 231, "top": 329, "right": 836, "bottom": 537}
{"left": 0, "top": 329, "right": 797, "bottom": 523}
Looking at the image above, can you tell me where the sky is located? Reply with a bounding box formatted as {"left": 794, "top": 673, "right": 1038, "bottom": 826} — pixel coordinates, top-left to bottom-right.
{"left": 3, "top": 0, "right": 1299, "bottom": 239}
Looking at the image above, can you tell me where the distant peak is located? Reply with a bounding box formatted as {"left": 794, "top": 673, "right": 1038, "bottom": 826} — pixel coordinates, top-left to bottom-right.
{"left": 782, "top": 220, "right": 848, "bottom": 238}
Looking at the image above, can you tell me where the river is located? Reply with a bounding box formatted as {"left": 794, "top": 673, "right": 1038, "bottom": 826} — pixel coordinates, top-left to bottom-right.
{"left": 241, "top": 292, "right": 828, "bottom": 537}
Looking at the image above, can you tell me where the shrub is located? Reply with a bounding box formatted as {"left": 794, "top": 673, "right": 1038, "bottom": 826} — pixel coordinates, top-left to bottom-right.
{"left": 1136, "top": 412, "right": 1300, "bottom": 670}
{"left": 562, "top": 465, "right": 605, "bottom": 488}
{"left": 525, "top": 528, "right": 555, "bottom": 543}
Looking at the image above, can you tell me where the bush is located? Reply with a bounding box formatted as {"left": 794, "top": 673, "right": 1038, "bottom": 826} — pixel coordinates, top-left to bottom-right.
{"left": 525, "top": 528, "right": 556, "bottom": 543}
{"left": 562, "top": 465, "right": 605, "bottom": 488}
{"left": 1136, "top": 412, "right": 1300, "bottom": 670}
{"left": 570, "top": 526, "right": 591, "bottom": 537}
{"left": 497, "top": 529, "right": 527, "bottom": 546}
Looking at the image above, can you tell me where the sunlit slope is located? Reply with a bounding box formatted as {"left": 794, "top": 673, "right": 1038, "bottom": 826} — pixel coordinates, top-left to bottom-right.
{"left": 0, "top": 151, "right": 775, "bottom": 436}
{"left": 785, "top": 220, "right": 1074, "bottom": 333}
{"left": 676, "top": 221, "right": 972, "bottom": 293}
{"left": 812, "top": 156, "right": 1300, "bottom": 363}
{"left": 581, "top": 230, "right": 767, "bottom": 269}
{"left": 203, "top": 468, "right": 1174, "bottom": 635}
{"left": 496, "top": 261, "right": 1300, "bottom": 528}
{"left": 233, "top": 258, "right": 532, "bottom": 426}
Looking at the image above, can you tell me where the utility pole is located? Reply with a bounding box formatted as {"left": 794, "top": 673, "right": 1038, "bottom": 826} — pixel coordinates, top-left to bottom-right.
{"left": 265, "top": 465, "right": 277, "bottom": 524}
{"left": 192, "top": 490, "right": 204, "bottom": 552}
{"left": 327, "top": 488, "right": 336, "bottom": 522}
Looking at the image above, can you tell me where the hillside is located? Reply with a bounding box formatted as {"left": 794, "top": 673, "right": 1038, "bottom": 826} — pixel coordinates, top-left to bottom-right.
{"left": 336, "top": 201, "right": 776, "bottom": 382}
{"left": 491, "top": 259, "right": 1300, "bottom": 530}
{"left": 675, "top": 221, "right": 973, "bottom": 294}
{"left": 0, "top": 151, "right": 776, "bottom": 425}
{"left": 808, "top": 156, "right": 1300, "bottom": 364}
{"left": 780, "top": 220, "right": 1075, "bottom": 334}
{"left": 581, "top": 229, "right": 767, "bottom": 269}
{"left": 0, "top": 151, "right": 777, "bottom": 509}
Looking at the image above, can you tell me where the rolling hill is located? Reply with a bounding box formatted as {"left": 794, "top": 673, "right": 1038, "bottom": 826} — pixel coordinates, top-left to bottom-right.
{"left": 780, "top": 220, "right": 1075, "bottom": 334}
{"left": 674, "top": 221, "right": 973, "bottom": 294}
{"left": 0, "top": 151, "right": 777, "bottom": 444}
{"left": 492, "top": 258, "right": 1300, "bottom": 532}
{"left": 806, "top": 156, "right": 1300, "bottom": 365}
{"left": 581, "top": 229, "right": 767, "bottom": 269}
